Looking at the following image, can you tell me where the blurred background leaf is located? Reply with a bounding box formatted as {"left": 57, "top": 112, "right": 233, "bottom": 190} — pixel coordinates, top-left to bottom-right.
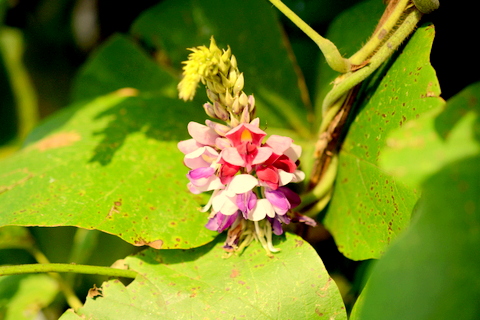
{"left": 0, "top": 274, "right": 59, "bottom": 320}
{"left": 352, "top": 153, "right": 480, "bottom": 319}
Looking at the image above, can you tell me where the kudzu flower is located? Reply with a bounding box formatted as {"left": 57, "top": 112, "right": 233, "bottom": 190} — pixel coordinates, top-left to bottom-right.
{"left": 177, "top": 36, "right": 315, "bottom": 255}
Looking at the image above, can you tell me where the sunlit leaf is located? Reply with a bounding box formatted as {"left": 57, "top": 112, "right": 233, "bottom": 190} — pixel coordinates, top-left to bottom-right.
{"left": 61, "top": 234, "right": 347, "bottom": 320}
{"left": 0, "top": 91, "right": 217, "bottom": 249}
{"left": 352, "top": 155, "right": 480, "bottom": 319}
{"left": 380, "top": 82, "right": 480, "bottom": 188}
{"left": 323, "top": 24, "right": 444, "bottom": 260}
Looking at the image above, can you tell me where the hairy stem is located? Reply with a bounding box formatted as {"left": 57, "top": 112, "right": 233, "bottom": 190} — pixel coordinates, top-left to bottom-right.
{"left": 349, "top": 0, "right": 411, "bottom": 65}
{"left": 0, "top": 263, "right": 138, "bottom": 279}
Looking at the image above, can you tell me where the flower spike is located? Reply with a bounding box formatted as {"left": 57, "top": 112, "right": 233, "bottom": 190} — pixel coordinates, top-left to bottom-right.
{"left": 178, "top": 37, "right": 316, "bottom": 255}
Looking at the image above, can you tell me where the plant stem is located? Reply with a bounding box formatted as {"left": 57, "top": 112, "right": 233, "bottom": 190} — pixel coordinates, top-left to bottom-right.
{"left": 322, "top": 8, "right": 422, "bottom": 114}
{"left": 349, "top": 0, "right": 411, "bottom": 65}
{"left": 0, "top": 263, "right": 138, "bottom": 279}
{"left": 268, "top": 0, "right": 350, "bottom": 73}
{"left": 26, "top": 245, "right": 84, "bottom": 312}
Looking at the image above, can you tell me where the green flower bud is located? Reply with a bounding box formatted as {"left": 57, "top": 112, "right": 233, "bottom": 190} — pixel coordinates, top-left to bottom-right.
{"left": 232, "top": 98, "right": 241, "bottom": 114}
{"left": 239, "top": 92, "right": 249, "bottom": 107}
{"left": 234, "top": 73, "right": 244, "bottom": 95}
{"left": 225, "top": 90, "right": 234, "bottom": 107}
{"left": 230, "top": 54, "right": 237, "bottom": 70}
{"left": 206, "top": 89, "right": 218, "bottom": 103}
{"left": 229, "top": 70, "right": 238, "bottom": 87}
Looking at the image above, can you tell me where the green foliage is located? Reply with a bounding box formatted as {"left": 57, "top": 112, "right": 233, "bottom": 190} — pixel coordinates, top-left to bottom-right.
{"left": 0, "top": 0, "right": 477, "bottom": 318}
{"left": 323, "top": 23, "right": 443, "bottom": 260}
{"left": 351, "top": 84, "right": 480, "bottom": 318}
{"left": 0, "top": 93, "right": 216, "bottom": 249}
{"left": 0, "top": 274, "right": 59, "bottom": 320}
{"left": 60, "top": 235, "right": 346, "bottom": 320}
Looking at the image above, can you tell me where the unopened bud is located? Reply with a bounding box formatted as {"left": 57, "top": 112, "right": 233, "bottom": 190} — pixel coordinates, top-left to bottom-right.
{"left": 207, "top": 89, "right": 219, "bottom": 103}
{"left": 239, "top": 92, "right": 249, "bottom": 107}
{"left": 234, "top": 73, "right": 244, "bottom": 95}
{"left": 214, "top": 101, "right": 229, "bottom": 121}
{"left": 220, "top": 74, "right": 230, "bottom": 89}
{"left": 203, "top": 102, "right": 217, "bottom": 118}
{"left": 229, "top": 112, "right": 239, "bottom": 127}
{"left": 228, "top": 70, "right": 237, "bottom": 87}
{"left": 222, "top": 46, "right": 232, "bottom": 62}
{"left": 212, "top": 80, "right": 226, "bottom": 94}
{"left": 240, "top": 104, "right": 250, "bottom": 124}
{"left": 230, "top": 54, "right": 237, "bottom": 70}
{"left": 231, "top": 98, "right": 241, "bottom": 114}
{"left": 248, "top": 95, "right": 256, "bottom": 112}
{"left": 225, "top": 90, "right": 234, "bottom": 107}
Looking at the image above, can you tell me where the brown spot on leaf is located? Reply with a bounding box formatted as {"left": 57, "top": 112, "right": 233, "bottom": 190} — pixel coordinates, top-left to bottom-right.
{"left": 36, "top": 132, "right": 81, "bottom": 151}
{"left": 230, "top": 269, "right": 240, "bottom": 278}
{"left": 134, "top": 238, "right": 163, "bottom": 249}
{"left": 87, "top": 284, "right": 103, "bottom": 299}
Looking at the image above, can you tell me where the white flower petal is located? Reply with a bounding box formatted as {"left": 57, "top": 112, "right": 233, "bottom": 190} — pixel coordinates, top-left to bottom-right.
{"left": 249, "top": 199, "right": 274, "bottom": 221}
{"left": 292, "top": 170, "right": 305, "bottom": 183}
{"left": 278, "top": 170, "right": 294, "bottom": 186}
{"left": 227, "top": 174, "right": 258, "bottom": 195}
{"left": 284, "top": 143, "right": 302, "bottom": 162}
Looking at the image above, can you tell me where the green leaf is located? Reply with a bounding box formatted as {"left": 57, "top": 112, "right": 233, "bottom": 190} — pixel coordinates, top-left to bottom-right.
{"left": 72, "top": 34, "right": 177, "bottom": 102}
{"left": 0, "top": 92, "right": 217, "bottom": 249}
{"left": 130, "top": 0, "right": 312, "bottom": 137}
{"left": 380, "top": 82, "right": 480, "bottom": 188}
{"left": 323, "top": 24, "right": 444, "bottom": 260}
{"left": 352, "top": 155, "right": 480, "bottom": 319}
{"left": 0, "top": 226, "right": 34, "bottom": 250}
{"left": 0, "top": 274, "right": 59, "bottom": 320}
{"left": 60, "top": 234, "right": 347, "bottom": 320}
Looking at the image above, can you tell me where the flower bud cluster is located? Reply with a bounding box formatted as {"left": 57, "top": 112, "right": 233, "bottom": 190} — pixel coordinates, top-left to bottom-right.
{"left": 178, "top": 37, "right": 315, "bottom": 255}
{"left": 177, "top": 37, "right": 255, "bottom": 126}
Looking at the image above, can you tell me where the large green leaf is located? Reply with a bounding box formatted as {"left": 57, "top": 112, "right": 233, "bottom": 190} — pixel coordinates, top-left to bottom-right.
{"left": 0, "top": 91, "right": 217, "bottom": 249}
{"left": 72, "top": 34, "right": 177, "bottom": 102}
{"left": 0, "top": 274, "right": 59, "bottom": 320}
{"left": 130, "top": 0, "right": 312, "bottom": 137}
{"left": 323, "top": 24, "right": 444, "bottom": 260}
{"left": 380, "top": 82, "right": 480, "bottom": 188}
{"left": 60, "top": 234, "right": 347, "bottom": 320}
{"left": 352, "top": 154, "right": 480, "bottom": 319}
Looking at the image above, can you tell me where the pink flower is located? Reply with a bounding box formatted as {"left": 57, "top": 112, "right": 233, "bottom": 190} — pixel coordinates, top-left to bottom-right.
{"left": 178, "top": 116, "right": 315, "bottom": 253}
{"left": 221, "top": 122, "right": 272, "bottom": 171}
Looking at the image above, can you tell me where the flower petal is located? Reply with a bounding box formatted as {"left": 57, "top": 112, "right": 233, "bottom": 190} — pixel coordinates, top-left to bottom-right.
{"left": 228, "top": 174, "right": 258, "bottom": 195}
{"left": 221, "top": 147, "right": 245, "bottom": 166}
{"left": 178, "top": 139, "right": 202, "bottom": 155}
{"left": 188, "top": 121, "right": 219, "bottom": 146}
{"left": 265, "top": 189, "right": 290, "bottom": 215}
{"left": 249, "top": 198, "right": 275, "bottom": 221}
{"left": 265, "top": 135, "right": 292, "bottom": 154}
